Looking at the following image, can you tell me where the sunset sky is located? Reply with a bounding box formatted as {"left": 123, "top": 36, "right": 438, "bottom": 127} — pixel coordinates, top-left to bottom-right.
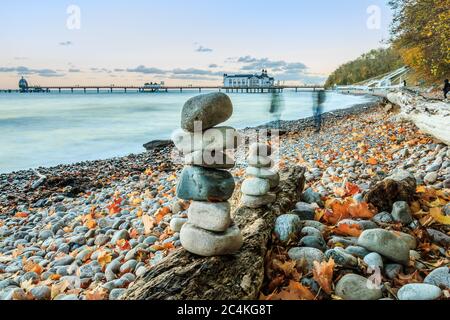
{"left": 0, "top": 0, "right": 393, "bottom": 88}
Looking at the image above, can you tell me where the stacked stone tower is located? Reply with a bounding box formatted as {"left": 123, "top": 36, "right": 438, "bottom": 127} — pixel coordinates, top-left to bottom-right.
{"left": 240, "top": 143, "right": 279, "bottom": 208}
{"left": 172, "top": 92, "right": 243, "bottom": 256}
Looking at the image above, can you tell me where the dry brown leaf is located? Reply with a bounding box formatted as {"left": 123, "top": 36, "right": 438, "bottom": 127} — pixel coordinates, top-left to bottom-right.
{"left": 266, "top": 280, "right": 315, "bottom": 300}
{"left": 142, "top": 214, "right": 155, "bottom": 235}
{"left": 313, "top": 258, "right": 335, "bottom": 294}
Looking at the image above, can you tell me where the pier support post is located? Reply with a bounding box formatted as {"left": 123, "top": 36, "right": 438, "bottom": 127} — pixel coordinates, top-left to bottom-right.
{"left": 84, "top": 88, "right": 86, "bottom": 93}
{"left": 59, "top": 88, "right": 61, "bottom": 93}
{"left": 71, "top": 88, "right": 73, "bottom": 93}
{"left": 97, "top": 88, "right": 99, "bottom": 93}
{"left": 110, "top": 88, "right": 113, "bottom": 93}
{"left": 125, "top": 88, "right": 127, "bottom": 93}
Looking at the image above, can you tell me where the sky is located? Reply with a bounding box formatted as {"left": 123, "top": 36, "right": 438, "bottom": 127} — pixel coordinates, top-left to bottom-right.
{"left": 0, "top": 0, "right": 393, "bottom": 88}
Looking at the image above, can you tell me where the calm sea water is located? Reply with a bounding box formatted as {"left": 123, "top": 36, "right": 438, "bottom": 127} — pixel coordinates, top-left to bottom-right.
{"left": 0, "top": 90, "right": 375, "bottom": 173}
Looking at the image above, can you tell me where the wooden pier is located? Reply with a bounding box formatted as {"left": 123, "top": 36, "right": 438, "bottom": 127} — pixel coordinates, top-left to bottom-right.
{"left": 2, "top": 85, "right": 323, "bottom": 94}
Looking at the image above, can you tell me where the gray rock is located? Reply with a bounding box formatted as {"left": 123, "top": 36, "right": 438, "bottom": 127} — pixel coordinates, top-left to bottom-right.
{"left": 240, "top": 193, "right": 276, "bottom": 208}
{"left": 274, "top": 214, "right": 302, "bottom": 243}
{"left": 335, "top": 274, "right": 383, "bottom": 300}
{"left": 111, "top": 230, "right": 129, "bottom": 244}
{"left": 181, "top": 92, "right": 233, "bottom": 132}
{"left": 135, "top": 266, "right": 148, "bottom": 277}
{"left": 427, "top": 228, "right": 450, "bottom": 247}
{"left": 30, "top": 285, "right": 51, "bottom": 300}
{"left": 372, "top": 212, "right": 394, "bottom": 224}
{"left": 180, "top": 223, "right": 243, "bottom": 256}
{"left": 52, "top": 256, "right": 75, "bottom": 267}
{"left": 184, "top": 150, "right": 235, "bottom": 169}
{"left": 337, "top": 219, "right": 377, "bottom": 230}
{"left": 299, "top": 236, "right": 327, "bottom": 251}
{"left": 292, "top": 202, "right": 316, "bottom": 220}
{"left": 301, "top": 188, "right": 324, "bottom": 206}
{"left": 363, "top": 252, "right": 384, "bottom": 270}
{"left": 384, "top": 263, "right": 403, "bottom": 279}
{"left": 38, "top": 230, "right": 53, "bottom": 240}
{"left": 344, "top": 246, "right": 371, "bottom": 258}
{"left": 397, "top": 283, "right": 442, "bottom": 300}
{"left": 187, "top": 201, "right": 230, "bottom": 232}
{"left": 424, "top": 172, "right": 438, "bottom": 185}
{"left": 170, "top": 217, "right": 188, "bottom": 232}
{"left": 325, "top": 247, "right": 358, "bottom": 267}
{"left": 143, "top": 236, "right": 158, "bottom": 245}
{"left": 241, "top": 177, "right": 270, "bottom": 196}
{"left": 443, "top": 203, "right": 450, "bottom": 216}
{"left": 287, "top": 247, "right": 325, "bottom": 272}
{"left": 246, "top": 167, "right": 279, "bottom": 189}
{"left": 54, "top": 294, "right": 79, "bottom": 300}
{"left": 247, "top": 155, "right": 273, "bottom": 168}
{"left": 176, "top": 166, "right": 235, "bottom": 201}
{"left": 424, "top": 267, "right": 450, "bottom": 289}
{"left": 94, "top": 234, "right": 110, "bottom": 246}
{"left": 395, "top": 231, "right": 417, "bottom": 249}
{"left": 357, "top": 229, "right": 410, "bottom": 265}
{"left": 119, "top": 260, "right": 138, "bottom": 273}
{"left": 391, "top": 201, "right": 413, "bottom": 224}
{"left": 109, "top": 288, "right": 127, "bottom": 300}
{"left": 300, "top": 227, "right": 322, "bottom": 238}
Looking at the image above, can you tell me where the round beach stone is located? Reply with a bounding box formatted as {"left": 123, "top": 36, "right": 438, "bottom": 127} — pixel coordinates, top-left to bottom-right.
{"left": 247, "top": 155, "right": 273, "bottom": 168}
{"left": 299, "top": 235, "right": 327, "bottom": 251}
{"left": 241, "top": 178, "right": 270, "bottom": 196}
{"left": 287, "top": 247, "right": 325, "bottom": 272}
{"left": 30, "top": 285, "right": 51, "bottom": 300}
{"left": 170, "top": 217, "right": 188, "bottom": 232}
{"left": 335, "top": 274, "right": 383, "bottom": 300}
{"left": 292, "top": 202, "right": 316, "bottom": 220}
{"left": 248, "top": 143, "right": 272, "bottom": 157}
{"left": 424, "top": 267, "right": 450, "bottom": 288}
{"left": 187, "top": 201, "right": 231, "bottom": 232}
{"left": 172, "top": 127, "right": 240, "bottom": 154}
{"left": 184, "top": 150, "right": 235, "bottom": 169}
{"left": 180, "top": 223, "right": 243, "bottom": 256}
{"left": 397, "top": 283, "right": 442, "bottom": 300}
{"left": 325, "top": 248, "right": 358, "bottom": 267}
{"left": 274, "top": 214, "right": 302, "bottom": 243}
{"left": 357, "top": 229, "right": 410, "bottom": 265}
{"left": 246, "top": 167, "right": 279, "bottom": 189}
{"left": 363, "top": 252, "right": 384, "bottom": 270}
{"left": 181, "top": 92, "right": 233, "bottom": 132}
{"left": 176, "top": 166, "right": 235, "bottom": 202}
{"left": 391, "top": 201, "right": 413, "bottom": 224}
{"left": 240, "top": 193, "right": 276, "bottom": 208}
{"left": 301, "top": 188, "right": 324, "bottom": 206}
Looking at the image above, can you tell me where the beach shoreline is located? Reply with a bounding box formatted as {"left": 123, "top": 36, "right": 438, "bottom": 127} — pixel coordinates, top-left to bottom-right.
{"left": 1, "top": 96, "right": 449, "bottom": 301}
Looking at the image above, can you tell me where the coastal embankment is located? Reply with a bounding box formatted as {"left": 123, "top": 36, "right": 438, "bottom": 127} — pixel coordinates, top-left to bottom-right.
{"left": 0, "top": 97, "right": 449, "bottom": 300}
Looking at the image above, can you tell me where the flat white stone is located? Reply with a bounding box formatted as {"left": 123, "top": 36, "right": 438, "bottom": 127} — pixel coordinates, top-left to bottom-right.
{"left": 247, "top": 155, "right": 273, "bottom": 168}
{"left": 246, "top": 167, "right": 279, "bottom": 188}
{"left": 248, "top": 143, "right": 272, "bottom": 157}
{"left": 240, "top": 193, "right": 276, "bottom": 208}
{"left": 241, "top": 177, "right": 270, "bottom": 196}
{"left": 180, "top": 223, "right": 243, "bottom": 256}
{"left": 172, "top": 126, "right": 240, "bottom": 154}
{"left": 188, "top": 201, "right": 231, "bottom": 232}
{"left": 184, "top": 150, "right": 235, "bottom": 169}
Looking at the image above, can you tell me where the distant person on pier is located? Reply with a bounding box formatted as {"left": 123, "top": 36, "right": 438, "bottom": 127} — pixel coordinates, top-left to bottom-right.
{"left": 312, "top": 89, "right": 326, "bottom": 133}
{"left": 443, "top": 79, "right": 449, "bottom": 99}
{"left": 269, "top": 90, "right": 284, "bottom": 129}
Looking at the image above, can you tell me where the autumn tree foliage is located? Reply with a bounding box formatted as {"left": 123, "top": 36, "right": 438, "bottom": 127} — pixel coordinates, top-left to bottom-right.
{"left": 324, "top": 48, "right": 403, "bottom": 88}
{"left": 389, "top": 0, "right": 449, "bottom": 82}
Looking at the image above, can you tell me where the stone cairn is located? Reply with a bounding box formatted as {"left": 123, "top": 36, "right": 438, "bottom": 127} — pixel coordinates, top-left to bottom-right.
{"left": 240, "top": 143, "right": 279, "bottom": 208}
{"left": 171, "top": 92, "right": 243, "bottom": 256}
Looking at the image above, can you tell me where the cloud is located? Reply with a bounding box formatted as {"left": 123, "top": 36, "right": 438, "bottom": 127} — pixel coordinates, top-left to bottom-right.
{"left": 195, "top": 45, "right": 213, "bottom": 53}
{"left": 126, "top": 65, "right": 167, "bottom": 74}
{"left": 59, "top": 41, "right": 73, "bottom": 46}
{"left": 14, "top": 57, "right": 28, "bottom": 61}
{"left": 68, "top": 68, "right": 81, "bottom": 73}
{"left": 0, "top": 66, "right": 65, "bottom": 77}
{"left": 114, "top": 68, "right": 125, "bottom": 72}
{"left": 208, "top": 64, "right": 219, "bottom": 68}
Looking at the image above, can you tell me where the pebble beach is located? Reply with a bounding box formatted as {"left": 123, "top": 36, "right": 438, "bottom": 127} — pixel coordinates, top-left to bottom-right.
{"left": 1, "top": 98, "right": 449, "bottom": 300}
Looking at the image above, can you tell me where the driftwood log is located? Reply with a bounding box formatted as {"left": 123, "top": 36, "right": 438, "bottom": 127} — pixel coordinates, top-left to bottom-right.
{"left": 122, "top": 166, "right": 306, "bottom": 300}
{"left": 387, "top": 91, "right": 450, "bottom": 145}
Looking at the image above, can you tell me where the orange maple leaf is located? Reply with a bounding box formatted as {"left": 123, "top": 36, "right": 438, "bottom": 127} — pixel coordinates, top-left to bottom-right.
{"left": 266, "top": 280, "right": 315, "bottom": 300}
{"left": 15, "top": 212, "right": 29, "bottom": 218}
{"left": 313, "top": 258, "right": 335, "bottom": 294}
{"left": 348, "top": 202, "right": 375, "bottom": 219}
{"left": 367, "top": 157, "right": 378, "bottom": 165}
{"left": 333, "top": 223, "right": 362, "bottom": 237}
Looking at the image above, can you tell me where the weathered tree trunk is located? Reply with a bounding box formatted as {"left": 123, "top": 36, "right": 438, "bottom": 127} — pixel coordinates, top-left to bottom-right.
{"left": 387, "top": 91, "right": 450, "bottom": 145}
{"left": 122, "top": 166, "right": 306, "bottom": 300}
